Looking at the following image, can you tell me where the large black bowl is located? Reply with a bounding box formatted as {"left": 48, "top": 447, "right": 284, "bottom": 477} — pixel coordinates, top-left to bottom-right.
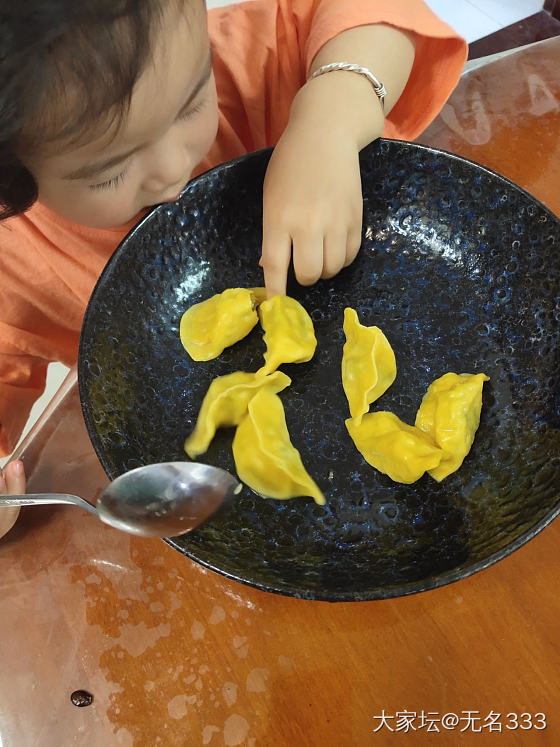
{"left": 79, "top": 139, "right": 560, "bottom": 601}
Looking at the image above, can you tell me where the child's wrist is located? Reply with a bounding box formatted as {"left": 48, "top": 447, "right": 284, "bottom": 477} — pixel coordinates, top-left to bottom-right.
{"left": 290, "top": 71, "right": 384, "bottom": 150}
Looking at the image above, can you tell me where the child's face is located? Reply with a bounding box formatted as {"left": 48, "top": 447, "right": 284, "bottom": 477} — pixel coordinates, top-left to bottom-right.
{"left": 23, "top": 1, "right": 218, "bottom": 228}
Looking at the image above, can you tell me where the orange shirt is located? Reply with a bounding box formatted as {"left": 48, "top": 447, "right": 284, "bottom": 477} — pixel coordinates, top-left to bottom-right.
{"left": 0, "top": 0, "right": 466, "bottom": 455}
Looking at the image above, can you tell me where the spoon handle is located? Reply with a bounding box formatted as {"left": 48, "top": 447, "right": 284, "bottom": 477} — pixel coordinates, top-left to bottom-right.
{"left": 0, "top": 494, "right": 98, "bottom": 516}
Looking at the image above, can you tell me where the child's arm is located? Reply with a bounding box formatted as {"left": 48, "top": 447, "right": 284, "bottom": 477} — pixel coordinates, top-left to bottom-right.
{"left": 0, "top": 460, "right": 26, "bottom": 540}
{"left": 261, "top": 24, "right": 415, "bottom": 296}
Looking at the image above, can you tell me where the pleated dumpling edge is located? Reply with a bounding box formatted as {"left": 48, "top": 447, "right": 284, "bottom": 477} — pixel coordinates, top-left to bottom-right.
{"left": 232, "top": 388, "right": 325, "bottom": 505}
{"left": 180, "top": 287, "right": 266, "bottom": 361}
{"left": 184, "top": 370, "right": 291, "bottom": 459}
{"left": 256, "top": 295, "right": 317, "bottom": 376}
{"left": 341, "top": 307, "right": 396, "bottom": 423}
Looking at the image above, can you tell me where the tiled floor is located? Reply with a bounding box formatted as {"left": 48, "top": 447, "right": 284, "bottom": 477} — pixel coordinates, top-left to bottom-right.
{"left": 426, "top": 0, "right": 543, "bottom": 42}
{"left": 8, "top": 0, "right": 548, "bottom": 460}
{"left": 204, "top": 0, "right": 545, "bottom": 43}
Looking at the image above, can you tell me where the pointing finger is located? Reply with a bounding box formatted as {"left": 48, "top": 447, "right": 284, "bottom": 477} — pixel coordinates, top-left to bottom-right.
{"left": 261, "top": 231, "right": 292, "bottom": 298}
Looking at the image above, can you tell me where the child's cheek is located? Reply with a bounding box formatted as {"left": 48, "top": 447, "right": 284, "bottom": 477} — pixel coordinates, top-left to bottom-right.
{"left": 68, "top": 188, "right": 135, "bottom": 229}
{"left": 94, "top": 193, "right": 137, "bottom": 228}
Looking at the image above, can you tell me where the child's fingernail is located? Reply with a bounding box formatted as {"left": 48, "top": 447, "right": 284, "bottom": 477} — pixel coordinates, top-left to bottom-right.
{"left": 12, "top": 460, "right": 23, "bottom": 475}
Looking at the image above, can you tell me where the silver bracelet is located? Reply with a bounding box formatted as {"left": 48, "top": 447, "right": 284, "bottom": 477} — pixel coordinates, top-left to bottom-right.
{"left": 308, "top": 62, "right": 387, "bottom": 113}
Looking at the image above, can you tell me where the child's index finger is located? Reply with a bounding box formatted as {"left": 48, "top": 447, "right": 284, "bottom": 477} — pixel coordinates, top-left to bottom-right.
{"left": 261, "top": 233, "right": 291, "bottom": 298}
{"left": 264, "top": 269, "right": 287, "bottom": 299}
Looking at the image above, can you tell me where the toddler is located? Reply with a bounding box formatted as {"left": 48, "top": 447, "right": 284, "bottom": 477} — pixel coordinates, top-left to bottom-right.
{"left": 0, "top": 0, "right": 466, "bottom": 530}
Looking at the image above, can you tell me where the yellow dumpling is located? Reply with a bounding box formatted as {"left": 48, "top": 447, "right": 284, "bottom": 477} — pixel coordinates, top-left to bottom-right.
{"left": 180, "top": 287, "right": 266, "bottom": 361}
{"left": 415, "top": 372, "right": 489, "bottom": 481}
{"left": 184, "top": 370, "right": 290, "bottom": 459}
{"left": 346, "top": 411, "right": 443, "bottom": 484}
{"left": 341, "top": 308, "right": 397, "bottom": 423}
{"left": 256, "top": 295, "right": 317, "bottom": 376}
{"left": 232, "top": 388, "right": 325, "bottom": 505}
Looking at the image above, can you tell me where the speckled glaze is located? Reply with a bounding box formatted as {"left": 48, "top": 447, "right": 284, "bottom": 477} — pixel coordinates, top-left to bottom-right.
{"left": 79, "top": 139, "right": 560, "bottom": 601}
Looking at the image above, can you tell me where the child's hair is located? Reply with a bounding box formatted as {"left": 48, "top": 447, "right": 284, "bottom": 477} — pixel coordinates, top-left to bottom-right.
{"left": 0, "top": 0, "right": 175, "bottom": 220}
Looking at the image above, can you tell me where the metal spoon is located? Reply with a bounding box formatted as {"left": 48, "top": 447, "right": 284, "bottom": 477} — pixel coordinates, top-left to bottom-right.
{"left": 0, "top": 462, "right": 240, "bottom": 537}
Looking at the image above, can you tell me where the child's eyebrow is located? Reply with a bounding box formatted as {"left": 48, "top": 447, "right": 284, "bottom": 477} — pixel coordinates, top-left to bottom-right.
{"left": 63, "top": 51, "right": 213, "bottom": 182}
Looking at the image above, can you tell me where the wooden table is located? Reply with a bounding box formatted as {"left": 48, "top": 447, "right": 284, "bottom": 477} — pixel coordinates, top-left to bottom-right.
{"left": 1, "top": 38, "right": 559, "bottom": 747}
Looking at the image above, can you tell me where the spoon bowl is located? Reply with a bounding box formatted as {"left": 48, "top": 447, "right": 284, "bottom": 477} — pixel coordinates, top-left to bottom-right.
{"left": 0, "top": 462, "right": 240, "bottom": 537}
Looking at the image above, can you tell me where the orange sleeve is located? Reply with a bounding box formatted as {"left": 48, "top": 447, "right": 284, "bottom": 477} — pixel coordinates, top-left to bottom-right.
{"left": 205, "top": 0, "right": 467, "bottom": 169}
{"left": 0, "top": 335, "right": 48, "bottom": 457}
{"left": 0, "top": 211, "right": 96, "bottom": 457}
{"left": 302, "top": 0, "right": 468, "bottom": 140}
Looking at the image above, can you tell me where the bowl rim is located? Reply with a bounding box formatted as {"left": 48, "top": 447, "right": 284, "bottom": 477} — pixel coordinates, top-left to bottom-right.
{"left": 78, "top": 138, "right": 560, "bottom": 601}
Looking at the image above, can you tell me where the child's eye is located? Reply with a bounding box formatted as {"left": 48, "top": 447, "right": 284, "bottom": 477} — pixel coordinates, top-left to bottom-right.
{"left": 89, "top": 169, "right": 128, "bottom": 192}
{"left": 177, "top": 98, "right": 206, "bottom": 121}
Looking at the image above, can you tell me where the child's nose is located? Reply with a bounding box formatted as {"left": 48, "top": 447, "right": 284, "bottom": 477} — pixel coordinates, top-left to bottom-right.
{"left": 142, "top": 137, "right": 191, "bottom": 195}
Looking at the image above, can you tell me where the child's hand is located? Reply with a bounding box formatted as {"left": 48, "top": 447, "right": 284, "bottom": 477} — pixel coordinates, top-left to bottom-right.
{"left": 0, "top": 460, "right": 26, "bottom": 540}
{"left": 260, "top": 23, "right": 416, "bottom": 298}
{"left": 261, "top": 121, "right": 363, "bottom": 297}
